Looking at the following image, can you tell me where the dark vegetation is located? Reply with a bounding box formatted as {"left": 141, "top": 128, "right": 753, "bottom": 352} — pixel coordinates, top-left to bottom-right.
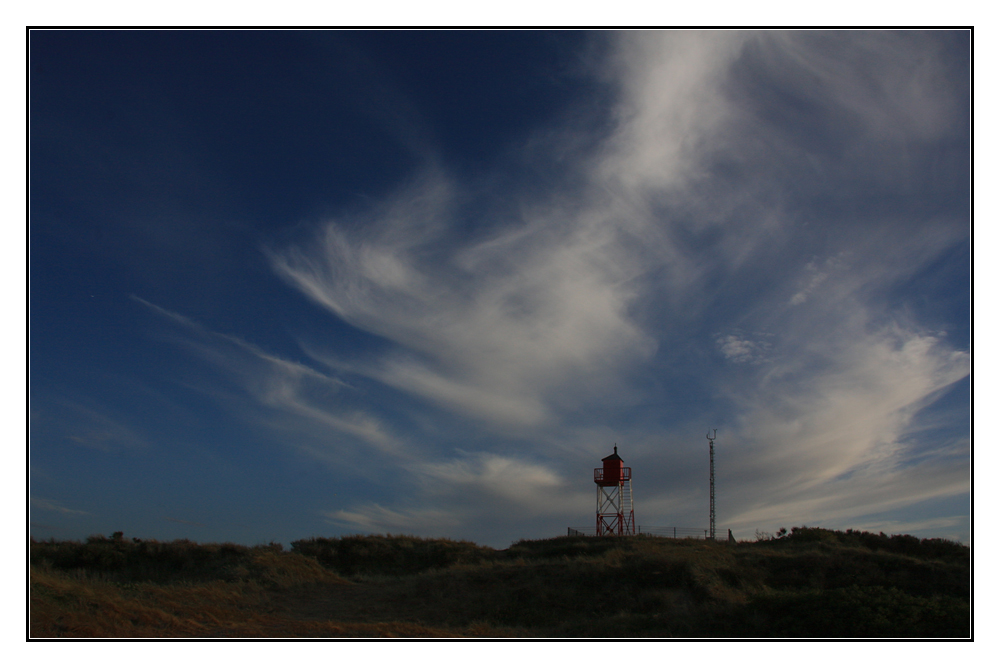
{"left": 30, "top": 527, "right": 970, "bottom": 638}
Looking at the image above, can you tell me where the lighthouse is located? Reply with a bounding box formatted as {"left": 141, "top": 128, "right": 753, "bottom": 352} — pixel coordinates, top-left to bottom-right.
{"left": 594, "top": 445, "right": 635, "bottom": 536}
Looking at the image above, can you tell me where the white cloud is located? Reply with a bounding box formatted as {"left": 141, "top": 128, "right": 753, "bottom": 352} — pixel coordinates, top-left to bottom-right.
{"left": 415, "top": 452, "right": 579, "bottom": 512}
{"left": 597, "top": 31, "right": 749, "bottom": 197}
{"left": 324, "top": 452, "right": 592, "bottom": 543}
{"left": 272, "top": 168, "right": 659, "bottom": 429}
{"left": 94, "top": 32, "right": 963, "bottom": 548}
{"left": 263, "top": 32, "right": 969, "bottom": 544}
{"left": 724, "top": 456, "right": 968, "bottom": 536}
{"left": 717, "top": 333, "right": 773, "bottom": 364}
{"left": 719, "top": 325, "right": 969, "bottom": 533}
{"left": 323, "top": 504, "right": 463, "bottom": 536}
{"left": 762, "top": 31, "right": 960, "bottom": 143}
{"left": 789, "top": 266, "right": 827, "bottom": 306}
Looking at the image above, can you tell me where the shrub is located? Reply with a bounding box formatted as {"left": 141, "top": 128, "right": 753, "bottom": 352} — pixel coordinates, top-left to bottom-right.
{"left": 290, "top": 534, "right": 495, "bottom": 576}
{"left": 740, "top": 585, "right": 968, "bottom": 638}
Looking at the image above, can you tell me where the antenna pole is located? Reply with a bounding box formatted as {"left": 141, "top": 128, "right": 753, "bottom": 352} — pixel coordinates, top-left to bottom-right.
{"left": 707, "top": 429, "right": 717, "bottom": 540}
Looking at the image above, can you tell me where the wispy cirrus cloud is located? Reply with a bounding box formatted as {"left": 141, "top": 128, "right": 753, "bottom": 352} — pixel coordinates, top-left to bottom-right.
{"left": 323, "top": 504, "right": 463, "bottom": 536}
{"left": 271, "top": 168, "right": 659, "bottom": 428}
{"left": 137, "top": 32, "right": 967, "bottom": 544}
{"left": 269, "top": 35, "right": 761, "bottom": 430}
{"left": 323, "top": 452, "right": 591, "bottom": 543}
{"left": 30, "top": 398, "right": 150, "bottom": 453}
{"left": 32, "top": 497, "right": 91, "bottom": 516}
{"left": 726, "top": 328, "right": 968, "bottom": 491}
{"left": 133, "top": 297, "right": 404, "bottom": 458}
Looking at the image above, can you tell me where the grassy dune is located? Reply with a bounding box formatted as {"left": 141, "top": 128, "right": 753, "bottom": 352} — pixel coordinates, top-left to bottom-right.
{"left": 29, "top": 528, "right": 970, "bottom": 638}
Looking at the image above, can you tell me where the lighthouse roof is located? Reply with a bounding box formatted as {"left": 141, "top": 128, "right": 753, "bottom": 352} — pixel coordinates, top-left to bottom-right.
{"left": 602, "top": 445, "right": 623, "bottom": 462}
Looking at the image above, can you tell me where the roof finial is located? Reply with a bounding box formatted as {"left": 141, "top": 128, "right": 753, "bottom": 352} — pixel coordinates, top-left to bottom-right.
{"left": 614, "top": 444, "right": 617, "bottom": 454}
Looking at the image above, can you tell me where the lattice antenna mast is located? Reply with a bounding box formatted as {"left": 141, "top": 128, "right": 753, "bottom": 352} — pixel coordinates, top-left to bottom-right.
{"left": 707, "top": 429, "right": 717, "bottom": 540}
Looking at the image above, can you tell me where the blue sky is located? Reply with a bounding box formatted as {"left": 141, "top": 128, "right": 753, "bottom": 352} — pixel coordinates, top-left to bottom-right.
{"left": 29, "top": 30, "right": 970, "bottom": 548}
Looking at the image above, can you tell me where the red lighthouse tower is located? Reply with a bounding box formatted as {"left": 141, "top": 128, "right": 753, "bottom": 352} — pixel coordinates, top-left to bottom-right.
{"left": 595, "top": 445, "right": 635, "bottom": 536}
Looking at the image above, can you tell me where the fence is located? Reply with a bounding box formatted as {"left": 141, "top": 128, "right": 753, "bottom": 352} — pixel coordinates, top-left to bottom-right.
{"left": 567, "top": 526, "right": 724, "bottom": 540}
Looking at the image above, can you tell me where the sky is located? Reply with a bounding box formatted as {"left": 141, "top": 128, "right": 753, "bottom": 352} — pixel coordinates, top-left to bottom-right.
{"left": 29, "top": 30, "right": 971, "bottom": 549}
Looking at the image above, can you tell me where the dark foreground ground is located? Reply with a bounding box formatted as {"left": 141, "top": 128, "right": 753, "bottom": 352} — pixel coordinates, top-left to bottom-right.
{"left": 29, "top": 528, "right": 970, "bottom": 638}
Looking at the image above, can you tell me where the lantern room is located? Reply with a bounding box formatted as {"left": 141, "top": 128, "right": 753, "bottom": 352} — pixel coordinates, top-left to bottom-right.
{"left": 594, "top": 445, "right": 631, "bottom": 486}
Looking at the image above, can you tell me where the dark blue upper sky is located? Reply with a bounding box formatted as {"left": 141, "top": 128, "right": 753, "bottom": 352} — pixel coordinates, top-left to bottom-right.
{"left": 30, "top": 30, "right": 970, "bottom": 547}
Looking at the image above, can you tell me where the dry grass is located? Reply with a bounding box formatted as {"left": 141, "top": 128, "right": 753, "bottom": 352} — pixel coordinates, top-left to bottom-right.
{"left": 29, "top": 565, "right": 492, "bottom": 638}
{"left": 29, "top": 529, "right": 970, "bottom": 638}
